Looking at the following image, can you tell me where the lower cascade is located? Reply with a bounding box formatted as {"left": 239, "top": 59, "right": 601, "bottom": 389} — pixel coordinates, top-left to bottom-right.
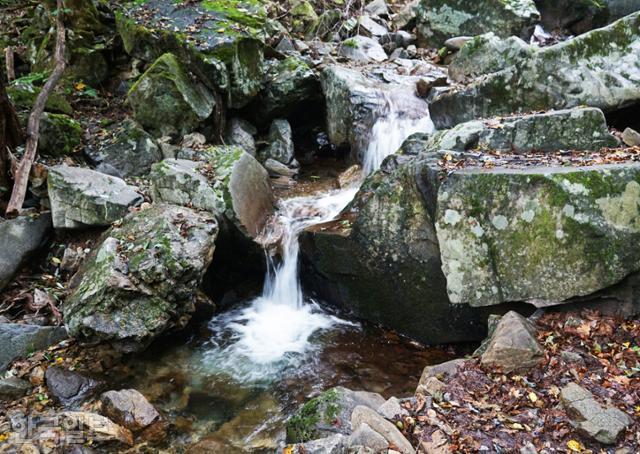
{"left": 204, "top": 95, "right": 434, "bottom": 383}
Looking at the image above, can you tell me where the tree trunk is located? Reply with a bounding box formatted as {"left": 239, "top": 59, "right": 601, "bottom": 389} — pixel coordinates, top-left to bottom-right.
{"left": 0, "top": 68, "right": 23, "bottom": 192}
{"left": 5, "top": 0, "right": 66, "bottom": 215}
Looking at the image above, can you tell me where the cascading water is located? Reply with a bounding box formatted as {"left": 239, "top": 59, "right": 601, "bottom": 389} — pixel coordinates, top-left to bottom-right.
{"left": 203, "top": 90, "right": 434, "bottom": 383}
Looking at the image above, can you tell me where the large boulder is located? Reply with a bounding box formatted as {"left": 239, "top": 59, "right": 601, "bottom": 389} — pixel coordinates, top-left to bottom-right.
{"left": 420, "top": 108, "right": 619, "bottom": 153}
{"left": 85, "top": 120, "right": 162, "bottom": 178}
{"left": 64, "top": 204, "right": 218, "bottom": 351}
{"left": 38, "top": 113, "right": 82, "bottom": 157}
{"left": 48, "top": 166, "right": 143, "bottom": 229}
{"left": 431, "top": 13, "right": 640, "bottom": 128}
{"left": 127, "top": 53, "right": 216, "bottom": 137}
{"left": 286, "top": 387, "right": 385, "bottom": 443}
{"left": 0, "top": 214, "right": 52, "bottom": 291}
{"left": 0, "top": 323, "right": 68, "bottom": 372}
{"left": 448, "top": 33, "right": 535, "bottom": 83}
{"left": 301, "top": 154, "right": 515, "bottom": 344}
{"left": 150, "top": 146, "right": 274, "bottom": 238}
{"left": 435, "top": 162, "right": 640, "bottom": 307}
{"left": 116, "top": 0, "right": 265, "bottom": 108}
{"left": 415, "top": 0, "right": 540, "bottom": 47}
{"left": 252, "top": 57, "right": 321, "bottom": 122}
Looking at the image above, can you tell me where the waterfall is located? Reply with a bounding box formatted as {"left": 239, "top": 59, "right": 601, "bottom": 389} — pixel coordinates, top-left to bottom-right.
{"left": 204, "top": 91, "right": 433, "bottom": 382}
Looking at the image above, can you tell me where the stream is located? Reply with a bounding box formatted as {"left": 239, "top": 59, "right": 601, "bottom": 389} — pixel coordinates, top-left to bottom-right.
{"left": 116, "top": 92, "right": 444, "bottom": 451}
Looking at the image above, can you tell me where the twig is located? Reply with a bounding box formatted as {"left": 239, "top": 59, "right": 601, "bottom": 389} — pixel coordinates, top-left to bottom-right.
{"left": 5, "top": 0, "right": 66, "bottom": 215}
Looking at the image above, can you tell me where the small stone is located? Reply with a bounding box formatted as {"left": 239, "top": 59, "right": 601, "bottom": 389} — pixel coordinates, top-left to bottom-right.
{"left": 264, "top": 158, "right": 300, "bottom": 178}
{"left": 560, "top": 350, "right": 585, "bottom": 364}
{"left": 480, "top": 312, "right": 543, "bottom": 373}
{"left": 358, "top": 15, "right": 388, "bottom": 38}
{"left": 347, "top": 422, "right": 388, "bottom": 451}
{"left": 0, "top": 323, "right": 67, "bottom": 372}
{"left": 561, "top": 382, "right": 631, "bottom": 444}
{"left": 364, "top": 0, "right": 389, "bottom": 17}
{"left": 337, "top": 165, "right": 363, "bottom": 188}
{"left": 264, "top": 119, "right": 295, "bottom": 165}
{"left": 60, "top": 247, "right": 86, "bottom": 274}
{"left": 351, "top": 406, "right": 415, "bottom": 454}
{"left": 29, "top": 366, "right": 46, "bottom": 386}
{"left": 339, "top": 36, "right": 388, "bottom": 63}
{"left": 46, "top": 366, "right": 103, "bottom": 408}
{"left": 416, "top": 376, "right": 446, "bottom": 402}
{"left": 59, "top": 411, "right": 133, "bottom": 446}
{"left": 0, "top": 377, "right": 31, "bottom": 399}
{"left": 376, "top": 397, "right": 408, "bottom": 420}
{"left": 416, "top": 77, "right": 448, "bottom": 98}
{"left": 182, "top": 132, "right": 207, "bottom": 149}
{"left": 101, "top": 389, "right": 166, "bottom": 442}
{"left": 622, "top": 127, "right": 640, "bottom": 147}
{"left": 225, "top": 118, "right": 257, "bottom": 156}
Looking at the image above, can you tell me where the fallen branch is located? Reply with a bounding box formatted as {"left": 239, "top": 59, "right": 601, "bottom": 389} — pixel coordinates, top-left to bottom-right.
{"left": 5, "top": 0, "right": 66, "bottom": 215}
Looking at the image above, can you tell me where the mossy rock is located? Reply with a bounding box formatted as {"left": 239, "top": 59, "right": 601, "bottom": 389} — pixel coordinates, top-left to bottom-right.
{"left": 6, "top": 82, "right": 72, "bottom": 115}
{"left": 128, "top": 53, "right": 216, "bottom": 137}
{"left": 415, "top": 0, "right": 540, "bottom": 47}
{"left": 286, "top": 387, "right": 385, "bottom": 443}
{"left": 38, "top": 113, "right": 82, "bottom": 157}
{"left": 64, "top": 204, "right": 218, "bottom": 351}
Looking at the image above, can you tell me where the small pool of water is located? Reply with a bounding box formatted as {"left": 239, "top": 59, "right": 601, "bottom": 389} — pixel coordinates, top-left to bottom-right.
{"left": 108, "top": 302, "right": 461, "bottom": 452}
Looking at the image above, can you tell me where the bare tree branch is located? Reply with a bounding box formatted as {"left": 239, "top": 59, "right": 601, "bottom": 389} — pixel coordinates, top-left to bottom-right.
{"left": 5, "top": 0, "right": 66, "bottom": 215}
{"left": 0, "top": 66, "right": 23, "bottom": 192}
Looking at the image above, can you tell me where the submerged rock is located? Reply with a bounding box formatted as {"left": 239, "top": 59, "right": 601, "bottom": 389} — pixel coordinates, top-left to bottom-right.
{"left": 0, "top": 214, "right": 52, "bottom": 291}
{"left": 286, "top": 386, "right": 385, "bottom": 443}
{"left": 431, "top": 13, "right": 640, "bottom": 128}
{"left": 128, "top": 53, "right": 216, "bottom": 137}
{"left": 85, "top": 120, "right": 162, "bottom": 178}
{"left": 415, "top": 0, "right": 540, "bottom": 47}
{"left": 479, "top": 312, "right": 543, "bottom": 373}
{"left": 420, "top": 108, "right": 619, "bottom": 153}
{"left": 48, "top": 166, "right": 143, "bottom": 229}
{"left": 100, "top": 389, "right": 166, "bottom": 442}
{"left": 64, "top": 204, "right": 218, "bottom": 351}
{"left": 0, "top": 323, "right": 67, "bottom": 372}
{"left": 561, "top": 382, "right": 632, "bottom": 444}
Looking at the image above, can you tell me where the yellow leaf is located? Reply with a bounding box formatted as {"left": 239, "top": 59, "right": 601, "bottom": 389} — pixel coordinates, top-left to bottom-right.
{"left": 0, "top": 433, "right": 8, "bottom": 442}
{"left": 567, "top": 440, "right": 582, "bottom": 452}
{"left": 283, "top": 447, "right": 293, "bottom": 454}
{"left": 622, "top": 342, "right": 631, "bottom": 348}
{"left": 74, "top": 82, "right": 86, "bottom": 91}
{"left": 510, "top": 423, "right": 524, "bottom": 430}
{"left": 528, "top": 392, "right": 538, "bottom": 403}
{"left": 51, "top": 257, "right": 61, "bottom": 264}
{"left": 217, "top": 28, "right": 225, "bottom": 33}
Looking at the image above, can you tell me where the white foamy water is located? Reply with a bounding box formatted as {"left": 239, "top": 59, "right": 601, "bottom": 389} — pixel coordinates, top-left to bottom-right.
{"left": 204, "top": 90, "right": 433, "bottom": 383}
{"left": 363, "top": 92, "right": 435, "bottom": 175}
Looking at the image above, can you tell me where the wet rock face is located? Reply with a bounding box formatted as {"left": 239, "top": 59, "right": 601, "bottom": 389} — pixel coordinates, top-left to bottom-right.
{"left": 431, "top": 12, "right": 640, "bottom": 128}
{"left": 48, "top": 166, "right": 143, "bottom": 229}
{"left": 415, "top": 0, "right": 540, "bottom": 47}
{"left": 436, "top": 164, "right": 640, "bottom": 307}
{"left": 64, "top": 204, "right": 218, "bottom": 351}
{"left": 128, "top": 53, "right": 216, "bottom": 137}
{"left": 561, "top": 382, "right": 632, "bottom": 444}
{"left": 0, "top": 214, "right": 52, "bottom": 291}
{"left": 422, "top": 108, "right": 619, "bottom": 153}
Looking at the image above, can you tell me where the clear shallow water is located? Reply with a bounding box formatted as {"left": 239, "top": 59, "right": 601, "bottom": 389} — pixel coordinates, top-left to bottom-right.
{"left": 114, "top": 315, "right": 459, "bottom": 451}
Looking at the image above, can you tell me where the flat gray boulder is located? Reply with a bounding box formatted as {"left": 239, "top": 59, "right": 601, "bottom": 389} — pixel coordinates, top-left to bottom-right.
{"left": 0, "top": 213, "right": 52, "bottom": 290}
{"left": 48, "top": 166, "right": 143, "bottom": 229}
{"left": 561, "top": 382, "right": 632, "bottom": 444}
{"left": 0, "top": 323, "right": 68, "bottom": 372}
{"left": 421, "top": 108, "right": 619, "bottom": 153}
{"left": 415, "top": 0, "right": 540, "bottom": 47}
{"left": 431, "top": 13, "right": 640, "bottom": 128}
{"left": 64, "top": 204, "right": 218, "bottom": 351}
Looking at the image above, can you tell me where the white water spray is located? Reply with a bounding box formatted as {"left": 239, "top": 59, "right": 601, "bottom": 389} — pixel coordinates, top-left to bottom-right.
{"left": 205, "top": 90, "right": 434, "bottom": 382}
